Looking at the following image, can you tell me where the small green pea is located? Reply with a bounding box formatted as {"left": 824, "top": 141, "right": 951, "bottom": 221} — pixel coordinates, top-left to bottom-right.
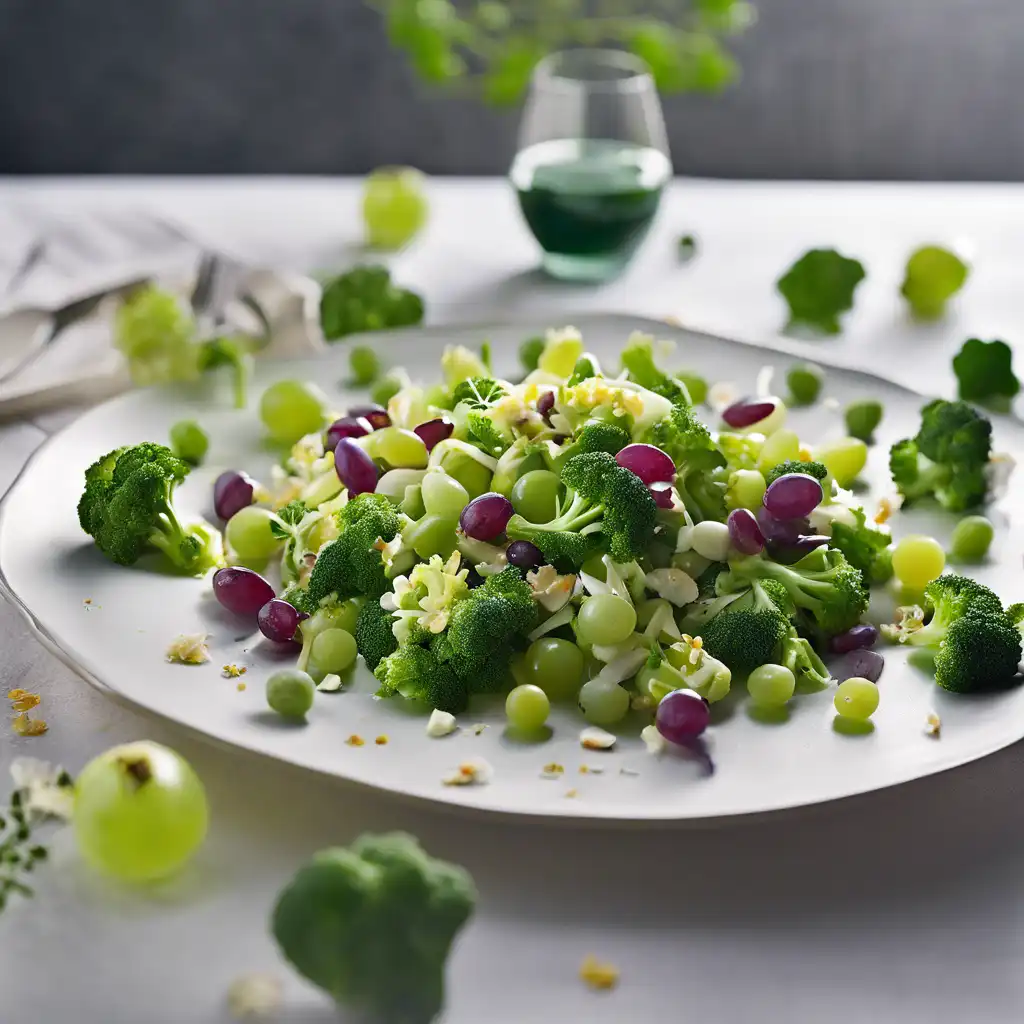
{"left": 678, "top": 234, "right": 698, "bottom": 260}
{"left": 169, "top": 419, "right": 209, "bottom": 465}
{"left": 844, "top": 399, "right": 884, "bottom": 443}
{"left": 786, "top": 363, "right": 824, "bottom": 406}
{"left": 949, "top": 515, "right": 994, "bottom": 563}
{"left": 349, "top": 346, "right": 381, "bottom": 386}
{"left": 266, "top": 669, "right": 315, "bottom": 720}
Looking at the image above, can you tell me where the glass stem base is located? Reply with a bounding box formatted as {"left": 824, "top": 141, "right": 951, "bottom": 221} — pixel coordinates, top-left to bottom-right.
{"left": 541, "top": 251, "right": 629, "bottom": 284}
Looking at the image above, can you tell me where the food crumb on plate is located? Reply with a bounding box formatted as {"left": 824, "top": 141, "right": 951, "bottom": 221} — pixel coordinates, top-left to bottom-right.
{"left": 236, "top": 682, "right": 247, "bottom": 692}
{"left": 541, "top": 762, "right": 565, "bottom": 779}
{"left": 375, "top": 735, "right": 389, "bottom": 746}
{"left": 346, "top": 734, "right": 365, "bottom": 747}
{"left": 11, "top": 713, "right": 48, "bottom": 737}
{"left": 426, "top": 709, "right": 458, "bottom": 738}
{"left": 442, "top": 758, "right": 492, "bottom": 787}
{"left": 620, "top": 767, "right": 640, "bottom": 777}
{"left": 226, "top": 972, "right": 282, "bottom": 1019}
{"left": 469, "top": 723, "right": 488, "bottom": 736}
{"left": 580, "top": 955, "right": 620, "bottom": 991}
{"left": 565, "top": 788, "right": 579, "bottom": 799}
{"left": 317, "top": 673, "right": 343, "bottom": 692}
{"left": 579, "top": 764, "right": 604, "bottom": 775}
{"left": 166, "top": 633, "right": 210, "bottom": 665}
{"left": 925, "top": 713, "right": 941, "bottom": 738}
{"left": 580, "top": 726, "right": 617, "bottom": 751}
{"left": 640, "top": 724, "right": 667, "bottom": 755}
{"left": 222, "top": 664, "right": 246, "bottom": 679}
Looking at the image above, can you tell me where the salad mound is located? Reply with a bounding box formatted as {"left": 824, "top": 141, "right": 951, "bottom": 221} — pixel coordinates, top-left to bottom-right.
{"left": 78, "top": 327, "right": 1024, "bottom": 749}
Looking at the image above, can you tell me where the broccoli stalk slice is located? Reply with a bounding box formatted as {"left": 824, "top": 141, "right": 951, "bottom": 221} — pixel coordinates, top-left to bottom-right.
{"left": 780, "top": 629, "right": 831, "bottom": 689}
{"left": 145, "top": 482, "right": 209, "bottom": 571}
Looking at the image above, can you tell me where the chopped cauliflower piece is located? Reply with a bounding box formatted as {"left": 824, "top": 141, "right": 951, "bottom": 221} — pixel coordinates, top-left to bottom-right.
{"left": 527, "top": 564, "right": 576, "bottom": 612}
{"left": 925, "top": 713, "right": 942, "bottom": 738}
{"left": 644, "top": 567, "right": 698, "bottom": 607}
{"left": 226, "top": 973, "right": 282, "bottom": 1019}
{"left": 426, "top": 709, "right": 458, "bottom": 738}
{"left": 580, "top": 726, "right": 617, "bottom": 751}
{"left": 317, "top": 673, "right": 343, "bottom": 692}
{"left": 166, "top": 633, "right": 210, "bottom": 665}
{"left": 641, "top": 724, "right": 667, "bottom": 755}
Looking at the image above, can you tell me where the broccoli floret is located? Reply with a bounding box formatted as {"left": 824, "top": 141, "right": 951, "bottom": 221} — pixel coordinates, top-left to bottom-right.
{"left": 272, "top": 832, "right": 475, "bottom": 1024}
{"left": 354, "top": 599, "right": 399, "bottom": 670}
{"left": 374, "top": 643, "right": 468, "bottom": 713}
{"left": 319, "top": 265, "right": 424, "bottom": 341}
{"left": 933, "top": 612, "right": 1022, "bottom": 693}
{"left": 779, "top": 629, "right": 832, "bottom": 689}
{"left": 620, "top": 332, "right": 692, "bottom": 405}
{"left": 432, "top": 634, "right": 515, "bottom": 695}
{"left": 720, "top": 548, "right": 868, "bottom": 637}
{"left": 700, "top": 608, "right": 790, "bottom": 673}
{"left": 507, "top": 452, "right": 657, "bottom": 566}
{"left": 952, "top": 338, "right": 1020, "bottom": 408}
{"left": 643, "top": 405, "right": 727, "bottom": 522}
{"left": 302, "top": 494, "right": 403, "bottom": 608}
{"left": 900, "top": 574, "right": 1004, "bottom": 649}
{"left": 114, "top": 286, "right": 200, "bottom": 386}
{"left": 829, "top": 507, "right": 893, "bottom": 585}
{"left": 444, "top": 566, "right": 536, "bottom": 662}
{"left": 77, "top": 442, "right": 220, "bottom": 574}
{"left": 547, "top": 420, "right": 631, "bottom": 471}
{"left": 764, "top": 460, "right": 828, "bottom": 487}
{"left": 1009, "top": 603, "right": 1024, "bottom": 639}
{"left": 889, "top": 399, "right": 993, "bottom": 512}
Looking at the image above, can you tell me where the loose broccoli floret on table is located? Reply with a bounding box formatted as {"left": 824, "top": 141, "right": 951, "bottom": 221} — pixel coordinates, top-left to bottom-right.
{"left": 375, "top": 642, "right": 468, "bottom": 713}
{"left": 77, "top": 442, "right": 220, "bottom": 574}
{"left": 319, "top": 265, "right": 424, "bottom": 341}
{"left": 829, "top": 507, "right": 893, "bottom": 585}
{"left": 272, "top": 832, "right": 475, "bottom": 1024}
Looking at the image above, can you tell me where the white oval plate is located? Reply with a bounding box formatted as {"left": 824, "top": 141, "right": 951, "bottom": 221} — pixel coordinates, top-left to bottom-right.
{"left": 2, "top": 314, "right": 1023, "bottom": 823}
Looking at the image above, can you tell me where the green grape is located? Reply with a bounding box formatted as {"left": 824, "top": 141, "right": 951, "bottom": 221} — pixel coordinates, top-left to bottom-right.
{"left": 578, "top": 680, "right": 630, "bottom": 725}
{"left": 844, "top": 399, "right": 883, "bottom": 443}
{"left": 226, "top": 506, "right": 283, "bottom": 560}
{"left": 672, "top": 550, "right": 711, "bottom": 578}
{"left": 576, "top": 595, "right": 637, "bottom": 646}
{"left": 421, "top": 471, "right": 469, "bottom": 518}
{"left": 73, "top": 741, "right": 208, "bottom": 883}
{"left": 525, "top": 638, "right": 585, "bottom": 701}
{"left": 901, "top": 245, "right": 970, "bottom": 319}
{"left": 727, "top": 468, "right": 767, "bottom": 511}
{"left": 404, "top": 514, "right": 458, "bottom": 559}
{"left": 892, "top": 534, "right": 945, "bottom": 589}
{"left": 747, "top": 664, "right": 796, "bottom": 706}
{"left": 330, "top": 598, "right": 365, "bottom": 636}
{"left": 267, "top": 668, "right": 316, "bottom": 720}
{"left": 786, "top": 364, "right": 823, "bottom": 406}
{"left": 260, "top": 380, "right": 328, "bottom": 444}
{"left": 362, "top": 166, "right": 428, "bottom": 250}
{"left": 377, "top": 468, "right": 428, "bottom": 506}
{"left": 349, "top": 345, "right": 381, "bottom": 386}
{"left": 401, "top": 484, "right": 426, "bottom": 520}
{"left": 310, "top": 628, "right": 358, "bottom": 674}
{"left": 678, "top": 371, "right": 708, "bottom": 405}
{"left": 168, "top": 419, "right": 209, "bottom": 465}
{"left": 509, "top": 651, "right": 530, "bottom": 688}
{"left": 815, "top": 437, "right": 867, "bottom": 487}
{"left": 833, "top": 677, "right": 880, "bottom": 720}
{"left": 949, "top": 515, "right": 994, "bottom": 563}
{"left": 511, "top": 470, "right": 561, "bottom": 523}
{"left": 505, "top": 684, "right": 551, "bottom": 731}
{"left": 438, "top": 451, "right": 493, "bottom": 499}
{"left": 372, "top": 426, "right": 428, "bottom": 469}
{"left": 371, "top": 374, "right": 403, "bottom": 408}
{"left": 757, "top": 428, "right": 800, "bottom": 471}
{"left": 519, "top": 336, "right": 545, "bottom": 373}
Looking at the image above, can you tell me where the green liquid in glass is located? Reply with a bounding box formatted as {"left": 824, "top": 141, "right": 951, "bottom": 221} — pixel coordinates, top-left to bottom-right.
{"left": 511, "top": 139, "right": 672, "bottom": 282}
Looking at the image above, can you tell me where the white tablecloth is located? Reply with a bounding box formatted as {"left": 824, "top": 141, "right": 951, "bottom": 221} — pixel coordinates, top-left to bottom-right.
{"left": 1, "top": 177, "right": 1022, "bottom": 1024}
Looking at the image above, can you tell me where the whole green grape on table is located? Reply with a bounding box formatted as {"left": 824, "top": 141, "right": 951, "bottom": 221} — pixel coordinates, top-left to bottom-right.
{"left": 76, "top": 321, "right": 1024, "bottom": 769}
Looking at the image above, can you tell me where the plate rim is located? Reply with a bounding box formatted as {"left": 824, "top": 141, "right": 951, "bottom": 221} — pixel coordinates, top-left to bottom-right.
{"left": 2, "top": 312, "right": 1021, "bottom": 826}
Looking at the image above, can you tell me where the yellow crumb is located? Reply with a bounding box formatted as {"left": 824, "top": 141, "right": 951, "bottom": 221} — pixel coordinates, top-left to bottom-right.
{"left": 375, "top": 735, "right": 389, "bottom": 746}
{"left": 11, "top": 694, "right": 40, "bottom": 712}
{"left": 222, "top": 664, "right": 247, "bottom": 679}
{"left": 83, "top": 598, "right": 92, "bottom": 605}
{"left": 925, "top": 713, "right": 941, "bottom": 738}
{"left": 542, "top": 762, "right": 564, "bottom": 778}
{"left": 7, "top": 689, "right": 27, "bottom": 700}
{"left": 662, "top": 314, "right": 682, "bottom": 327}
{"left": 346, "top": 734, "right": 365, "bottom": 747}
{"left": 874, "top": 497, "right": 893, "bottom": 525}
{"left": 565, "top": 788, "right": 579, "bottom": 799}
{"left": 579, "top": 764, "right": 590, "bottom": 774}
{"left": 798, "top": 446, "right": 813, "bottom": 462}
{"left": 580, "top": 955, "right": 619, "bottom": 991}
{"left": 12, "top": 714, "right": 48, "bottom": 737}
{"left": 236, "top": 682, "right": 247, "bottom": 692}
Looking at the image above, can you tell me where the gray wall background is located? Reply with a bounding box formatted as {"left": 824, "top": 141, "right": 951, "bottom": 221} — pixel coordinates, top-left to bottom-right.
{"left": 1, "top": 0, "right": 1022, "bottom": 179}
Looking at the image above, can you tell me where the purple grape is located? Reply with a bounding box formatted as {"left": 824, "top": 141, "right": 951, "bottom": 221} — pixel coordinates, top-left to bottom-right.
{"left": 414, "top": 418, "right": 454, "bottom": 452}
{"left": 258, "top": 598, "right": 303, "bottom": 643}
{"left": 828, "top": 648, "right": 884, "bottom": 683}
{"left": 829, "top": 623, "right": 879, "bottom": 655}
{"left": 537, "top": 390, "right": 555, "bottom": 423}
{"left": 347, "top": 404, "right": 390, "bottom": 430}
{"left": 506, "top": 540, "right": 544, "bottom": 569}
{"left": 722, "top": 397, "right": 780, "bottom": 429}
{"left": 213, "top": 566, "right": 275, "bottom": 619}
{"left": 771, "top": 534, "right": 830, "bottom": 563}
{"left": 756, "top": 506, "right": 810, "bottom": 545}
{"left": 459, "top": 492, "right": 514, "bottom": 542}
{"left": 466, "top": 568, "right": 485, "bottom": 589}
{"left": 727, "top": 508, "right": 765, "bottom": 555}
{"left": 764, "top": 473, "right": 824, "bottom": 519}
{"left": 326, "top": 416, "right": 372, "bottom": 451}
{"left": 615, "top": 443, "right": 675, "bottom": 484}
{"left": 649, "top": 482, "right": 674, "bottom": 509}
{"left": 656, "top": 690, "right": 710, "bottom": 744}
{"left": 213, "top": 470, "right": 256, "bottom": 521}
{"left": 334, "top": 438, "right": 378, "bottom": 495}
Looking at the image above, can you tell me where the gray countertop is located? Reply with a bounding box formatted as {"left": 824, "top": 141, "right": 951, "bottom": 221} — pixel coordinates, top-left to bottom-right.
{"left": 1, "top": 178, "right": 1023, "bottom": 1024}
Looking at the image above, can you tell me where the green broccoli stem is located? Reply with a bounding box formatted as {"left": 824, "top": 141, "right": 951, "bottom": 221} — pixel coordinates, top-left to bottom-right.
{"left": 146, "top": 485, "right": 201, "bottom": 570}
{"left": 230, "top": 350, "right": 253, "bottom": 410}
